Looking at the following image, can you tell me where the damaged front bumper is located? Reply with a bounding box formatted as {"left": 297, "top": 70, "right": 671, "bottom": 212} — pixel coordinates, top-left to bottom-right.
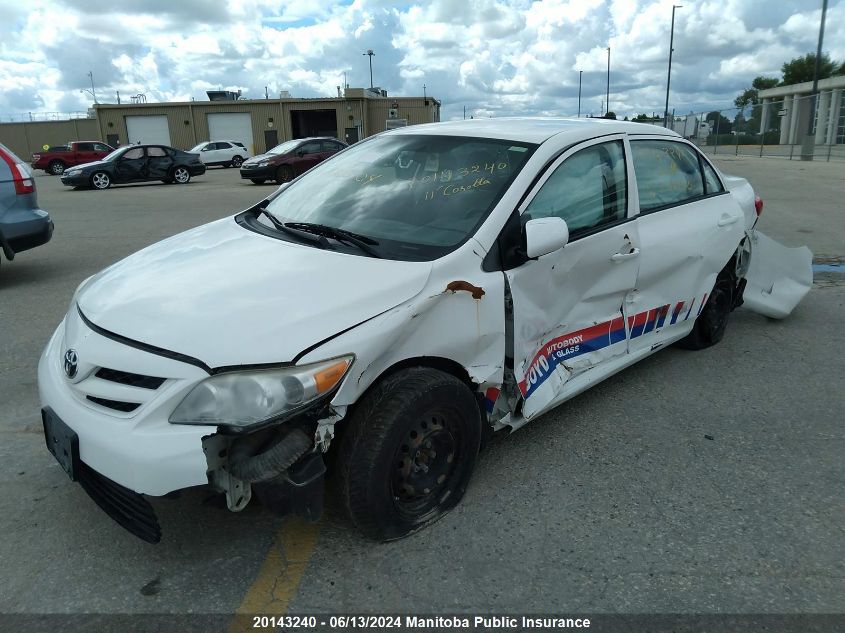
{"left": 742, "top": 230, "right": 813, "bottom": 319}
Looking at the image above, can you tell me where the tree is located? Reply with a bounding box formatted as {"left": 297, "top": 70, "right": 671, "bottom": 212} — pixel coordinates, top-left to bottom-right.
{"left": 781, "top": 52, "right": 838, "bottom": 86}
{"left": 603, "top": 111, "right": 617, "bottom": 119}
{"left": 632, "top": 113, "right": 659, "bottom": 122}
{"left": 705, "top": 111, "right": 732, "bottom": 134}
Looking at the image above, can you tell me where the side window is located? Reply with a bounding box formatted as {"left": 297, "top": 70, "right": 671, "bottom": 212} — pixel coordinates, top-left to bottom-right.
{"left": 123, "top": 147, "right": 144, "bottom": 160}
{"left": 321, "top": 140, "right": 338, "bottom": 152}
{"left": 233, "top": 142, "right": 246, "bottom": 148}
{"left": 93, "top": 143, "right": 110, "bottom": 152}
{"left": 77, "top": 142, "right": 95, "bottom": 151}
{"left": 299, "top": 142, "right": 321, "bottom": 155}
{"left": 216, "top": 142, "right": 232, "bottom": 149}
{"left": 630, "top": 140, "right": 704, "bottom": 212}
{"left": 524, "top": 140, "right": 627, "bottom": 237}
{"left": 701, "top": 159, "right": 724, "bottom": 194}
{"left": 147, "top": 146, "right": 167, "bottom": 157}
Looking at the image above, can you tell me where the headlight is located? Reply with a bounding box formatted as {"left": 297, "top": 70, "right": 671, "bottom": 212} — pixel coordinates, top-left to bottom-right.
{"left": 169, "top": 356, "right": 353, "bottom": 429}
{"left": 65, "top": 169, "right": 80, "bottom": 176}
{"left": 256, "top": 160, "right": 270, "bottom": 167}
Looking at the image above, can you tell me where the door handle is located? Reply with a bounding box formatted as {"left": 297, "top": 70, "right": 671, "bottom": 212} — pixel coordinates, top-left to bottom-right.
{"left": 717, "top": 215, "right": 739, "bottom": 227}
{"left": 611, "top": 248, "right": 640, "bottom": 262}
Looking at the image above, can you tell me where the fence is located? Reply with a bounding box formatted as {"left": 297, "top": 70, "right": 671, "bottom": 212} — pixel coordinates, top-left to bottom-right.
{"left": 645, "top": 92, "right": 845, "bottom": 161}
{"left": 0, "top": 111, "right": 93, "bottom": 123}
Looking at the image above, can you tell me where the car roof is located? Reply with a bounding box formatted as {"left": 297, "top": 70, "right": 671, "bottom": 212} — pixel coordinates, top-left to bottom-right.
{"left": 384, "top": 117, "right": 681, "bottom": 144}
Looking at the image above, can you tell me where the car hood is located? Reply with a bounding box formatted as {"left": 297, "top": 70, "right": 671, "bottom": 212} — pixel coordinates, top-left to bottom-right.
{"left": 77, "top": 217, "right": 433, "bottom": 368}
{"left": 244, "top": 153, "right": 282, "bottom": 164}
{"left": 67, "top": 160, "right": 108, "bottom": 172}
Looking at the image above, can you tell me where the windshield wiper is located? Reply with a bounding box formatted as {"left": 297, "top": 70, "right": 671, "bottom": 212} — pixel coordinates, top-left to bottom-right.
{"left": 255, "top": 209, "right": 332, "bottom": 249}
{"left": 283, "top": 222, "right": 382, "bottom": 258}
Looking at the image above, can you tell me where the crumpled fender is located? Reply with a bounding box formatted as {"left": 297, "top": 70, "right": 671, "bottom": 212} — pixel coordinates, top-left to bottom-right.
{"left": 742, "top": 230, "right": 813, "bottom": 319}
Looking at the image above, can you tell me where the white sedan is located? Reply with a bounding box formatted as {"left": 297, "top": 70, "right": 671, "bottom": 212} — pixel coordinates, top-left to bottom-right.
{"left": 190, "top": 140, "right": 251, "bottom": 168}
{"left": 38, "top": 118, "right": 811, "bottom": 543}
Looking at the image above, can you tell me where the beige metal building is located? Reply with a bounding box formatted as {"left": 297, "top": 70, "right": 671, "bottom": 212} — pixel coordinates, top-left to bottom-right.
{"left": 0, "top": 89, "right": 440, "bottom": 159}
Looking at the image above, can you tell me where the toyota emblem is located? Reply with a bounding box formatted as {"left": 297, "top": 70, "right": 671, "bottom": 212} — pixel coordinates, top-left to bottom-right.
{"left": 64, "top": 349, "right": 79, "bottom": 379}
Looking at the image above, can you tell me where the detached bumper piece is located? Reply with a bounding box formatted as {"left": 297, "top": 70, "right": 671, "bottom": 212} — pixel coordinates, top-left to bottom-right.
{"left": 77, "top": 461, "right": 162, "bottom": 544}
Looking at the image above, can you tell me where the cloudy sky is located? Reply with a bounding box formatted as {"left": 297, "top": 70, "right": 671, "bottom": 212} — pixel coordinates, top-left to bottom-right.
{"left": 1, "top": 0, "right": 843, "bottom": 121}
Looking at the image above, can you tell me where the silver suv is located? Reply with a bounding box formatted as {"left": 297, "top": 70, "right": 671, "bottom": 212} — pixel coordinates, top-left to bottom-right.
{"left": 0, "top": 142, "right": 53, "bottom": 272}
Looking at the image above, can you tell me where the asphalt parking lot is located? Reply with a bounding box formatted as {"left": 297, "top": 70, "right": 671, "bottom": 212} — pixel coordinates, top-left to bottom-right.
{"left": 0, "top": 159, "right": 843, "bottom": 628}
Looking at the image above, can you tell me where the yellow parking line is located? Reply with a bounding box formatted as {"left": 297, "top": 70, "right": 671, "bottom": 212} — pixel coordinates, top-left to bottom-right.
{"left": 228, "top": 518, "right": 321, "bottom": 633}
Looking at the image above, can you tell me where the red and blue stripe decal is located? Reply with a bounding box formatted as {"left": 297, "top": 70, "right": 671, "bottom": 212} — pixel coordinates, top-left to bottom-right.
{"left": 519, "top": 293, "right": 709, "bottom": 400}
{"left": 518, "top": 317, "right": 626, "bottom": 397}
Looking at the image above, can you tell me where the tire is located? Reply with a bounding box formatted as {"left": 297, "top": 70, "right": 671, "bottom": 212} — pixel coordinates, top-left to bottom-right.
{"left": 677, "top": 274, "right": 734, "bottom": 350}
{"left": 275, "top": 165, "right": 294, "bottom": 184}
{"left": 172, "top": 166, "right": 191, "bottom": 184}
{"left": 250, "top": 179, "right": 266, "bottom": 185}
{"left": 48, "top": 160, "right": 66, "bottom": 175}
{"left": 231, "top": 155, "right": 244, "bottom": 168}
{"left": 90, "top": 171, "right": 111, "bottom": 190}
{"left": 338, "top": 367, "right": 481, "bottom": 541}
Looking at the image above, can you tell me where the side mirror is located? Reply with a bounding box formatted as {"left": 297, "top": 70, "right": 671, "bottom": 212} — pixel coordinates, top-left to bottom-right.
{"left": 524, "top": 217, "right": 569, "bottom": 258}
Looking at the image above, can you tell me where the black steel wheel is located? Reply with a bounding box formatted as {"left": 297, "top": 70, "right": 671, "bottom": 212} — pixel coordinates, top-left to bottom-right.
{"left": 678, "top": 274, "right": 734, "bottom": 350}
{"left": 338, "top": 367, "right": 481, "bottom": 541}
{"left": 275, "top": 165, "right": 294, "bottom": 184}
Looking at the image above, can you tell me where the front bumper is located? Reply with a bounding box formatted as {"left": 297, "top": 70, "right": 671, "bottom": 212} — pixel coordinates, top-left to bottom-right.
{"left": 60, "top": 172, "right": 90, "bottom": 187}
{"left": 239, "top": 164, "right": 276, "bottom": 180}
{"left": 38, "top": 314, "right": 216, "bottom": 496}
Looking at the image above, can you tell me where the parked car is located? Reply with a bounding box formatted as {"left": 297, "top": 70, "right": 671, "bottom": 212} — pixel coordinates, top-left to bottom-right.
{"left": 0, "top": 142, "right": 53, "bottom": 273}
{"left": 38, "top": 119, "right": 812, "bottom": 543}
{"left": 32, "top": 141, "right": 114, "bottom": 175}
{"left": 60, "top": 144, "right": 206, "bottom": 190}
{"left": 239, "top": 137, "right": 347, "bottom": 184}
{"left": 190, "top": 140, "right": 252, "bottom": 168}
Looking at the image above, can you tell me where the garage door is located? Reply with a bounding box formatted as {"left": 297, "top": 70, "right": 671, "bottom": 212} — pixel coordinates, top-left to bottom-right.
{"left": 207, "top": 113, "right": 254, "bottom": 154}
{"left": 125, "top": 115, "right": 171, "bottom": 146}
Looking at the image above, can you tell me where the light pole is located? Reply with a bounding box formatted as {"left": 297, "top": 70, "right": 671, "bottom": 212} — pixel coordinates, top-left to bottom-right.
{"left": 578, "top": 70, "right": 582, "bottom": 117}
{"left": 663, "top": 5, "right": 682, "bottom": 128}
{"left": 363, "top": 49, "right": 375, "bottom": 89}
{"left": 605, "top": 47, "right": 610, "bottom": 115}
{"left": 801, "top": 0, "right": 828, "bottom": 161}
{"left": 82, "top": 70, "right": 98, "bottom": 104}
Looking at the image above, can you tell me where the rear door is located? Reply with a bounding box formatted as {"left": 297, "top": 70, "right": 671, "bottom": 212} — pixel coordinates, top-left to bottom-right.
{"left": 626, "top": 136, "right": 744, "bottom": 354}
{"left": 145, "top": 146, "right": 174, "bottom": 180}
{"left": 507, "top": 135, "right": 640, "bottom": 419}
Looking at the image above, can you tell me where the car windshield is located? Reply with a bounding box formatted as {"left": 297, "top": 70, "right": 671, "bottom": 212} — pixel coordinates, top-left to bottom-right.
{"left": 102, "top": 147, "right": 132, "bottom": 162}
{"left": 190, "top": 143, "right": 206, "bottom": 152}
{"left": 266, "top": 140, "right": 303, "bottom": 155}
{"left": 263, "top": 134, "right": 536, "bottom": 261}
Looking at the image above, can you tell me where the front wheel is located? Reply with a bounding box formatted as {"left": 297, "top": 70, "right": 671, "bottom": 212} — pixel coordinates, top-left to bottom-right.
{"left": 90, "top": 171, "right": 111, "bottom": 190}
{"left": 172, "top": 166, "right": 191, "bottom": 184}
{"left": 231, "top": 155, "right": 244, "bottom": 168}
{"left": 338, "top": 367, "right": 481, "bottom": 541}
{"left": 275, "top": 165, "right": 294, "bottom": 184}
{"left": 677, "top": 274, "right": 733, "bottom": 350}
{"left": 48, "top": 160, "right": 66, "bottom": 175}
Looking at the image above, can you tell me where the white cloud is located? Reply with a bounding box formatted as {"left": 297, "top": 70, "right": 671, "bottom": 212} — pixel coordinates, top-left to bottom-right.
{"left": 0, "top": 0, "right": 842, "bottom": 121}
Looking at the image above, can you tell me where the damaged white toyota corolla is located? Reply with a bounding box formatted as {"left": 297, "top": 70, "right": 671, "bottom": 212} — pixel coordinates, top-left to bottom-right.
{"left": 39, "top": 119, "right": 812, "bottom": 543}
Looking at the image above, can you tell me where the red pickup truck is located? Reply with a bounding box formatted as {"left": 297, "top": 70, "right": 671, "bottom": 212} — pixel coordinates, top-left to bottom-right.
{"left": 32, "top": 141, "right": 115, "bottom": 175}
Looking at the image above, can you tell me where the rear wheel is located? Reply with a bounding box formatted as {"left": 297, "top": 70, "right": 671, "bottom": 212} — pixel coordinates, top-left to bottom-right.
{"left": 275, "top": 165, "right": 294, "bottom": 184}
{"left": 231, "top": 155, "right": 244, "bottom": 168}
{"left": 48, "top": 160, "right": 66, "bottom": 175}
{"left": 250, "top": 179, "right": 266, "bottom": 185}
{"left": 338, "top": 367, "right": 481, "bottom": 541}
{"left": 90, "top": 171, "right": 111, "bottom": 190}
{"left": 172, "top": 166, "right": 191, "bottom": 184}
{"left": 677, "top": 274, "right": 734, "bottom": 350}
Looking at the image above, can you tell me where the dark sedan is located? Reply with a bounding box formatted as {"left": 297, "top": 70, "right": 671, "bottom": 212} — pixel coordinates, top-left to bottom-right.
{"left": 239, "top": 137, "right": 346, "bottom": 184}
{"left": 60, "top": 144, "right": 206, "bottom": 190}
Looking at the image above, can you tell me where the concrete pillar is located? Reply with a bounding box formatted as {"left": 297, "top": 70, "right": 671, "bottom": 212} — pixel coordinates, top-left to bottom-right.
{"left": 826, "top": 89, "right": 842, "bottom": 145}
{"left": 779, "top": 95, "right": 793, "bottom": 144}
{"left": 788, "top": 94, "right": 805, "bottom": 144}
{"left": 759, "top": 98, "right": 770, "bottom": 135}
{"left": 815, "top": 91, "right": 832, "bottom": 144}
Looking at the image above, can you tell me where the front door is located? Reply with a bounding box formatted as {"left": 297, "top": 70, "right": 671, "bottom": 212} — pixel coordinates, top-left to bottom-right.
{"left": 145, "top": 146, "right": 174, "bottom": 180}
{"left": 292, "top": 141, "right": 323, "bottom": 175}
{"left": 264, "top": 130, "right": 278, "bottom": 152}
{"left": 344, "top": 127, "right": 359, "bottom": 144}
{"left": 507, "top": 136, "right": 640, "bottom": 419}
{"left": 114, "top": 146, "right": 146, "bottom": 182}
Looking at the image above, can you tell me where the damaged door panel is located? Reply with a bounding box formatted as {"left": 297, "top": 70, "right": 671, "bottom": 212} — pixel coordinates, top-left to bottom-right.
{"left": 742, "top": 230, "right": 813, "bottom": 319}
